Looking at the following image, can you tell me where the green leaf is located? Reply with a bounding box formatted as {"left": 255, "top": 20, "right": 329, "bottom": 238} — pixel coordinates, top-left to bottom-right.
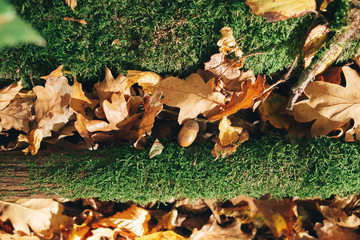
{"left": 0, "top": 0, "right": 45, "bottom": 48}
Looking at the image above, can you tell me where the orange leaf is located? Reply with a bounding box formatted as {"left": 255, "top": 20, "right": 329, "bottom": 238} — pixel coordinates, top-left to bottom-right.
{"left": 18, "top": 128, "right": 44, "bottom": 155}
{"left": 209, "top": 75, "right": 265, "bottom": 121}
{"left": 135, "top": 91, "right": 163, "bottom": 143}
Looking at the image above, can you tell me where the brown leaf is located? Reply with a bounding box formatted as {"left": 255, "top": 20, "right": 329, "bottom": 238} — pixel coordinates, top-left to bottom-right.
{"left": 189, "top": 215, "right": 252, "bottom": 240}
{"left": 136, "top": 91, "right": 163, "bottom": 144}
{"left": 211, "top": 137, "right": 243, "bottom": 160}
{"left": 94, "top": 67, "right": 130, "bottom": 103}
{"left": 0, "top": 81, "right": 22, "bottom": 110}
{"left": 209, "top": 75, "right": 266, "bottom": 121}
{"left": 245, "top": 0, "right": 316, "bottom": 22}
{"left": 159, "top": 73, "right": 225, "bottom": 124}
{"left": 18, "top": 128, "right": 43, "bottom": 155}
{"left": 314, "top": 219, "right": 360, "bottom": 240}
{"left": 0, "top": 99, "right": 32, "bottom": 133}
{"left": 92, "top": 204, "right": 151, "bottom": 237}
{"left": 316, "top": 66, "right": 342, "bottom": 85}
{"left": 291, "top": 66, "right": 360, "bottom": 141}
{"left": 70, "top": 78, "right": 98, "bottom": 115}
{"left": 0, "top": 199, "right": 71, "bottom": 238}
{"left": 74, "top": 112, "right": 95, "bottom": 149}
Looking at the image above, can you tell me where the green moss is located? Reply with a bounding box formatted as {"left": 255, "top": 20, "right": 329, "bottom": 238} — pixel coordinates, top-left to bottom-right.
{"left": 27, "top": 136, "right": 360, "bottom": 204}
{"left": 0, "top": 0, "right": 318, "bottom": 88}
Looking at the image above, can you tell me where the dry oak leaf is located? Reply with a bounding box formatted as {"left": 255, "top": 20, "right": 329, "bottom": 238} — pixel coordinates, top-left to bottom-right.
{"left": 245, "top": 0, "right": 316, "bottom": 22}
{"left": 70, "top": 78, "right": 98, "bottom": 115}
{"left": 74, "top": 112, "right": 95, "bottom": 149}
{"left": 33, "top": 85, "right": 73, "bottom": 137}
{"left": 218, "top": 116, "right": 249, "bottom": 146}
{"left": 317, "top": 203, "right": 360, "bottom": 228}
{"left": 209, "top": 75, "right": 266, "bottom": 121}
{"left": 0, "top": 199, "right": 71, "bottom": 239}
{"left": 159, "top": 73, "right": 225, "bottom": 124}
{"left": 217, "top": 27, "right": 243, "bottom": 57}
{"left": 135, "top": 91, "right": 163, "bottom": 144}
{"left": 0, "top": 98, "right": 32, "bottom": 133}
{"left": 211, "top": 137, "right": 241, "bottom": 160}
{"left": 291, "top": 66, "right": 360, "bottom": 141}
{"left": 0, "top": 81, "right": 22, "bottom": 110}
{"left": 40, "top": 65, "right": 64, "bottom": 80}
{"left": 126, "top": 70, "right": 163, "bottom": 94}
{"left": 94, "top": 67, "right": 131, "bottom": 103}
{"left": 92, "top": 204, "right": 151, "bottom": 237}
{"left": 189, "top": 215, "right": 252, "bottom": 240}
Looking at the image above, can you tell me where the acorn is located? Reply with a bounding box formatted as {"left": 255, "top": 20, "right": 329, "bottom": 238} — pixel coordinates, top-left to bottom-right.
{"left": 177, "top": 120, "right": 199, "bottom": 147}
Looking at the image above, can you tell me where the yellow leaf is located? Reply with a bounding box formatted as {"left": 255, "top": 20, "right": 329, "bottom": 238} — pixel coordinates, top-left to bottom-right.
{"left": 126, "top": 70, "right": 162, "bottom": 94}
{"left": 217, "top": 27, "right": 243, "bottom": 57}
{"left": 92, "top": 204, "right": 151, "bottom": 237}
{"left": 245, "top": 0, "right": 316, "bottom": 22}
{"left": 136, "top": 231, "right": 186, "bottom": 240}
{"left": 218, "top": 116, "right": 246, "bottom": 146}
{"left": 159, "top": 73, "right": 225, "bottom": 124}
{"left": 320, "top": 0, "right": 335, "bottom": 11}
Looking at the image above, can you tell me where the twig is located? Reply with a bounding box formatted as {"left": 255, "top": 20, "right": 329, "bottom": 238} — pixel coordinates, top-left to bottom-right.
{"left": 63, "top": 17, "right": 87, "bottom": 25}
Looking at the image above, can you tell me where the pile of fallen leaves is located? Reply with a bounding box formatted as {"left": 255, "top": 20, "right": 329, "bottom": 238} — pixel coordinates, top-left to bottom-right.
{"left": 1, "top": 196, "right": 360, "bottom": 239}
{"left": 1, "top": 23, "right": 360, "bottom": 159}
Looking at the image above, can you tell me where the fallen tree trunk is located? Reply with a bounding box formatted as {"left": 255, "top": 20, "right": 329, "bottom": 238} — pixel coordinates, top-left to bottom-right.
{"left": 0, "top": 152, "right": 58, "bottom": 200}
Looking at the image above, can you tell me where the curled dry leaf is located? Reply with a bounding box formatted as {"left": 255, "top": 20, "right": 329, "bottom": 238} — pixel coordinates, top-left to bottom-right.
{"left": 135, "top": 91, "right": 163, "bottom": 144}
{"left": 18, "top": 128, "right": 43, "bottom": 155}
{"left": 126, "top": 70, "right": 162, "bottom": 94}
{"left": 291, "top": 67, "right": 360, "bottom": 141}
{"left": 317, "top": 203, "right": 360, "bottom": 228}
{"left": 218, "top": 116, "right": 248, "bottom": 146}
{"left": 209, "top": 75, "right": 266, "bottom": 121}
{"left": 211, "top": 138, "right": 240, "bottom": 160}
{"left": 245, "top": 0, "right": 316, "bottom": 22}
{"left": 303, "top": 25, "right": 330, "bottom": 68}
{"left": 217, "top": 27, "right": 243, "bottom": 57}
{"left": 65, "top": 0, "right": 77, "bottom": 10}
{"left": 70, "top": 78, "right": 98, "bottom": 115}
{"left": 92, "top": 204, "right": 151, "bottom": 237}
{"left": 0, "top": 199, "right": 71, "bottom": 239}
{"left": 159, "top": 73, "right": 225, "bottom": 124}
{"left": 0, "top": 81, "right": 22, "bottom": 110}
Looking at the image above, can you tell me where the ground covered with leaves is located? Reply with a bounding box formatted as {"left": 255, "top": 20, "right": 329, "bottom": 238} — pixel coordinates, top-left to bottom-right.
{"left": 1, "top": 0, "right": 360, "bottom": 239}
